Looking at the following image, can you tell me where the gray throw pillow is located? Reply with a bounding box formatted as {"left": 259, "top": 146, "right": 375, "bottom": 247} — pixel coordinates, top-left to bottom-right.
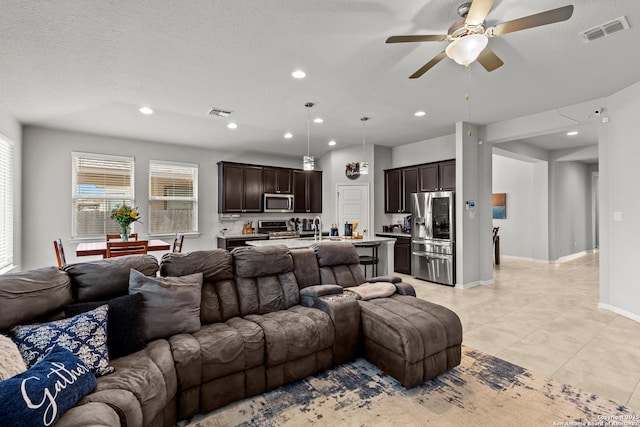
{"left": 128, "top": 269, "right": 203, "bottom": 341}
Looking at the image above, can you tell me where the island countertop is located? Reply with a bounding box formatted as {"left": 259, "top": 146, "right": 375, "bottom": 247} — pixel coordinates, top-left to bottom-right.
{"left": 246, "top": 235, "right": 395, "bottom": 249}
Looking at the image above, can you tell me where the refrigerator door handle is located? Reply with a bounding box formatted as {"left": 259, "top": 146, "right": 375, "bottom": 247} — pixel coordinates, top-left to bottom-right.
{"left": 411, "top": 252, "right": 452, "bottom": 260}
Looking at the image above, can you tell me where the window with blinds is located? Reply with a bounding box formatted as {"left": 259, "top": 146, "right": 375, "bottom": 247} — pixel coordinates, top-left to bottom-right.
{"left": 72, "top": 152, "right": 135, "bottom": 238}
{"left": 148, "top": 160, "right": 198, "bottom": 235}
{"left": 0, "top": 134, "right": 13, "bottom": 271}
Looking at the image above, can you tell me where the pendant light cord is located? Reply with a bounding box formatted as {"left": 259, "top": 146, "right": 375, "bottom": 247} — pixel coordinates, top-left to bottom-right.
{"left": 361, "top": 116, "right": 369, "bottom": 156}
{"left": 305, "top": 102, "right": 314, "bottom": 157}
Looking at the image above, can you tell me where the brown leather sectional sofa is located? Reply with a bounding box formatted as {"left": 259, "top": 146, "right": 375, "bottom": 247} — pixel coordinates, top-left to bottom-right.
{"left": 0, "top": 242, "right": 462, "bottom": 426}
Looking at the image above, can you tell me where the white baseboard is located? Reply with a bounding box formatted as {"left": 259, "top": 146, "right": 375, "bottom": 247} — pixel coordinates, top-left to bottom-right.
{"left": 500, "top": 255, "right": 549, "bottom": 263}
{"left": 455, "top": 279, "right": 494, "bottom": 289}
{"left": 598, "top": 303, "right": 640, "bottom": 324}
{"left": 555, "top": 250, "right": 590, "bottom": 263}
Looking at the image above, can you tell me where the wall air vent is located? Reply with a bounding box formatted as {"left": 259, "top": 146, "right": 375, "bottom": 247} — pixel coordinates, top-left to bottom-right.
{"left": 580, "top": 16, "right": 630, "bottom": 43}
{"left": 208, "top": 108, "right": 232, "bottom": 117}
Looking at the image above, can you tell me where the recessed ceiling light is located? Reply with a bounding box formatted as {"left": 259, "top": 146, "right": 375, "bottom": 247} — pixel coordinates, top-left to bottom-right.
{"left": 139, "top": 106, "right": 154, "bottom": 115}
{"left": 284, "top": 132, "right": 293, "bottom": 139}
{"left": 227, "top": 122, "right": 238, "bottom": 129}
{"left": 291, "top": 70, "right": 306, "bottom": 79}
{"left": 313, "top": 118, "right": 324, "bottom": 123}
{"left": 414, "top": 111, "right": 426, "bottom": 117}
{"left": 567, "top": 131, "right": 579, "bottom": 136}
{"left": 328, "top": 140, "right": 336, "bottom": 146}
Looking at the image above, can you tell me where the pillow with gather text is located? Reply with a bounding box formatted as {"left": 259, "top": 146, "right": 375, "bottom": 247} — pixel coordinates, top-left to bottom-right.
{"left": 11, "top": 305, "right": 113, "bottom": 376}
{"left": 0, "top": 346, "right": 97, "bottom": 427}
{"left": 129, "top": 269, "right": 203, "bottom": 341}
{"left": 65, "top": 293, "right": 145, "bottom": 359}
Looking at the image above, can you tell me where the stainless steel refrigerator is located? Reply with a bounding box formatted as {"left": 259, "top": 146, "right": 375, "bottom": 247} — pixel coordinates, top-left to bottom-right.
{"left": 411, "top": 191, "right": 455, "bottom": 286}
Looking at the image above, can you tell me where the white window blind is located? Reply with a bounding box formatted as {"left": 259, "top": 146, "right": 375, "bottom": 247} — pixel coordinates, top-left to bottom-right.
{"left": 0, "top": 134, "right": 13, "bottom": 271}
{"left": 149, "top": 160, "right": 198, "bottom": 234}
{"left": 72, "top": 152, "right": 135, "bottom": 238}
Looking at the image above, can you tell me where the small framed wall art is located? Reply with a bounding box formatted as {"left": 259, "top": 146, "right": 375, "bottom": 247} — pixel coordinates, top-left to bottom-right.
{"left": 492, "top": 193, "right": 507, "bottom": 219}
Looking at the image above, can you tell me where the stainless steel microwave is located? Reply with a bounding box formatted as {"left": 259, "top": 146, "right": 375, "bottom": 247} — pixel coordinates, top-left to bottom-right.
{"left": 264, "top": 193, "right": 294, "bottom": 213}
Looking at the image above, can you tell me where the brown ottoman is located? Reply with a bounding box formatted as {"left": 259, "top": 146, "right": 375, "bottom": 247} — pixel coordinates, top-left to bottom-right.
{"left": 359, "top": 294, "right": 463, "bottom": 388}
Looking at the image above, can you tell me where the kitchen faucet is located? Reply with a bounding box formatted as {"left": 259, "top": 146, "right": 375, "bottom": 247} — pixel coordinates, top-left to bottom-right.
{"left": 313, "top": 216, "right": 322, "bottom": 241}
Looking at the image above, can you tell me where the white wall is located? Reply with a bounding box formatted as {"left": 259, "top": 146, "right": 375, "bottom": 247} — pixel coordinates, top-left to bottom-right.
{"left": 318, "top": 143, "right": 374, "bottom": 234}
{"left": 599, "top": 81, "right": 640, "bottom": 320}
{"left": 548, "top": 159, "right": 592, "bottom": 260}
{"left": 21, "top": 126, "right": 302, "bottom": 270}
{"left": 391, "top": 134, "right": 455, "bottom": 168}
{"left": 491, "top": 154, "right": 550, "bottom": 261}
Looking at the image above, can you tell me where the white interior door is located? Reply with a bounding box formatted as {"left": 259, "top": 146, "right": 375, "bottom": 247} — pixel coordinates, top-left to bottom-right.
{"left": 337, "top": 184, "right": 370, "bottom": 236}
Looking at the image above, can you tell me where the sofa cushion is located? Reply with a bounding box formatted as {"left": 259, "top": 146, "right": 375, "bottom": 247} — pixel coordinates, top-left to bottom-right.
{"left": 290, "top": 248, "right": 321, "bottom": 289}
{"left": 64, "top": 255, "right": 158, "bottom": 302}
{"left": 169, "top": 318, "right": 264, "bottom": 391}
{"left": 232, "top": 245, "right": 293, "bottom": 278}
{"left": 0, "top": 334, "right": 27, "bottom": 380}
{"left": 79, "top": 339, "right": 177, "bottom": 427}
{"left": 11, "top": 305, "right": 113, "bottom": 376}
{"left": 129, "top": 269, "right": 203, "bottom": 341}
{"left": 0, "top": 266, "right": 72, "bottom": 331}
{"left": 245, "top": 305, "right": 334, "bottom": 367}
{"left": 311, "top": 242, "right": 360, "bottom": 266}
{"left": 160, "top": 250, "right": 233, "bottom": 281}
{"left": 65, "top": 293, "right": 145, "bottom": 359}
{"left": 0, "top": 346, "right": 97, "bottom": 427}
{"left": 344, "top": 282, "right": 397, "bottom": 300}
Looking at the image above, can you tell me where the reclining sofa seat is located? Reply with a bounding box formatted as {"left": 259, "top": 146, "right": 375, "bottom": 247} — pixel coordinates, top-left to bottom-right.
{"left": 310, "top": 242, "right": 463, "bottom": 388}
{"left": 159, "top": 249, "right": 265, "bottom": 419}
{"left": 159, "top": 246, "right": 336, "bottom": 419}
{"left": 0, "top": 255, "right": 178, "bottom": 427}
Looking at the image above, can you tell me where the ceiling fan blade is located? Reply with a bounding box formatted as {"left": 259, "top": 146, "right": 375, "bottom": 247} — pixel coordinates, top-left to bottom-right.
{"left": 386, "top": 35, "right": 448, "bottom": 43}
{"left": 465, "top": 0, "right": 495, "bottom": 26}
{"left": 476, "top": 47, "right": 504, "bottom": 72}
{"left": 489, "top": 5, "right": 574, "bottom": 37}
{"left": 409, "top": 51, "right": 447, "bottom": 79}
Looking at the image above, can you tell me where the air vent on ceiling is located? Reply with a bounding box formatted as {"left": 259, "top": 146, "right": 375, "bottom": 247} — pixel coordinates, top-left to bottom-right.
{"left": 580, "top": 16, "right": 630, "bottom": 43}
{"left": 208, "top": 108, "right": 232, "bottom": 117}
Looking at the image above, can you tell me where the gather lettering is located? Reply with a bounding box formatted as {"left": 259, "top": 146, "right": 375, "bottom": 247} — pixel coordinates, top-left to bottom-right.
{"left": 20, "top": 361, "right": 90, "bottom": 426}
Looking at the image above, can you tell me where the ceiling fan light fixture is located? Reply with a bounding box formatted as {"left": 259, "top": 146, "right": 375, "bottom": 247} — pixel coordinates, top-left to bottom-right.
{"left": 445, "top": 33, "right": 488, "bottom": 66}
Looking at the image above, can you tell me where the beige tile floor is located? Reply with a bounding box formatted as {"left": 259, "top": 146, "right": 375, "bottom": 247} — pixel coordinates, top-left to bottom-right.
{"left": 400, "top": 253, "right": 640, "bottom": 412}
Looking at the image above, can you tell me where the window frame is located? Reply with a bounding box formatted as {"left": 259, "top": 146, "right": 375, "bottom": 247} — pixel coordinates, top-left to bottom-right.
{"left": 71, "top": 152, "right": 135, "bottom": 240}
{"left": 0, "top": 133, "right": 14, "bottom": 273}
{"left": 148, "top": 160, "right": 198, "bottom": 236}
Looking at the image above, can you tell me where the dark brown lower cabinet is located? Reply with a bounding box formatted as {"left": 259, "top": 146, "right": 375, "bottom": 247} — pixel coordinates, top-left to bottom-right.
{"left": 394, "top": 236, "right": 411, "bottom": 275}
{"left": 217, "top": 236, "right": 269, "bottom": 251}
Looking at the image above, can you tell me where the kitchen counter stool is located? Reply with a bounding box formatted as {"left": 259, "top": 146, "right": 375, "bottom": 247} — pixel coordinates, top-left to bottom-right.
{"left": 358, "top": 241, "right": 380, "bottom": 278}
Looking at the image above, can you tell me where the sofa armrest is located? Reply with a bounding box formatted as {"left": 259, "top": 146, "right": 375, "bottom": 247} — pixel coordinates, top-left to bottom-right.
{"left": 56, "top": 402, "right": 121, "bottom": 427}
{"left": 301, "top": 292, "right": 360, "bottom": 364}
{"left": 300, "top": 284, "right": 343, "bottom": 307}
{"left": 367, "top": 275, "right": 402, "bottom": 284}
{"left": 394, "top": 281, "right": 416, "bottom": 296}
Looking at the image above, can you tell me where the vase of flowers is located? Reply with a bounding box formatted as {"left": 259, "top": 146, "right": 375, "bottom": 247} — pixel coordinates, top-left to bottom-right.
{"left": 110, "top": 204, "right": 141, "bottom": 242}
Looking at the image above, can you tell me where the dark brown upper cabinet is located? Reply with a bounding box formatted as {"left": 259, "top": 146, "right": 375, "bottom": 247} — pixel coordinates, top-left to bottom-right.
{"left": 385, "top": 159, "right": 455, "bottom": 213}
{"left": 293, "top": 170, "right": 322, "bottom": 213}
{"left": 218, "top": 162, "right": 263, "bottom": 213}
{"left": 263, "top": 167, "right": 292, "bottom": 194}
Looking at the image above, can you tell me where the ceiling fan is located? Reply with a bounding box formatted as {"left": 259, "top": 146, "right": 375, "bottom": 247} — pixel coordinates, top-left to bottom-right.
{"left": 386, "top": 0, "right": 574, "bottom": 78}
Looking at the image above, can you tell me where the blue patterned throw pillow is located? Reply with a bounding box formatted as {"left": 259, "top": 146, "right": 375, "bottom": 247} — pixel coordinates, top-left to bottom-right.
{"left": 11, "top": 305, "right": 113, "bottom": 376}
{"left": 0, "top": 346, "right": 97, "bottom": 427}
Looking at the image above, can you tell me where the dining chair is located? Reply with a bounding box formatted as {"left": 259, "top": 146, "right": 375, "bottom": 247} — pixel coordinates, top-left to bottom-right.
{"left": 106, "top": 233, "right": 138, "bottom": 241}
{"left": 172, "top": 233, "right": 184, "bottom": 253}
{"left": 53, "top": 238, "right": 67, "bottom": 268}
{"left": 105, "top": 240, "right": 149, "bottom": 258}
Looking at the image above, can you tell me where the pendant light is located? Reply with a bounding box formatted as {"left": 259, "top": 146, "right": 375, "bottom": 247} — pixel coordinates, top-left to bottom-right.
{"left": 359, "top": 116, "right": 369, "bottom": 175}
{"left": 303, "top": 102, "right": 315, "bottom": 170}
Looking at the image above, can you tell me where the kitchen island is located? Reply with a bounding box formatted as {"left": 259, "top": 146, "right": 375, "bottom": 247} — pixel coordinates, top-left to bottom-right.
{"left": 246, "top": 235, "right": 396, "bottom": 277}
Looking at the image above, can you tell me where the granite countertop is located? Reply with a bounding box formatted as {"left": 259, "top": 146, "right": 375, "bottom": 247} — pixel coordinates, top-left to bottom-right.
{"left": 246, "top": 235, "right": 395, "bottom": 249}
{"left": 217, "top": 233, "right": 269, "bottom": 240}
{"left": 376, "top": 232, "right": 412, "bottom": 238}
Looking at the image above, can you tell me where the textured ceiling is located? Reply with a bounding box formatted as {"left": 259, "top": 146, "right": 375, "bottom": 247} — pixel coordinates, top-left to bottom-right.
{"left": 1, "top": 0, "right": 638, "bottom": 158}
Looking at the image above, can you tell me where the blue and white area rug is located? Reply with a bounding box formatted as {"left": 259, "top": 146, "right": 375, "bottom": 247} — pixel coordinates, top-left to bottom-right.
{"left": 181, "top": 347, "right": 637, "bottom": 426}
